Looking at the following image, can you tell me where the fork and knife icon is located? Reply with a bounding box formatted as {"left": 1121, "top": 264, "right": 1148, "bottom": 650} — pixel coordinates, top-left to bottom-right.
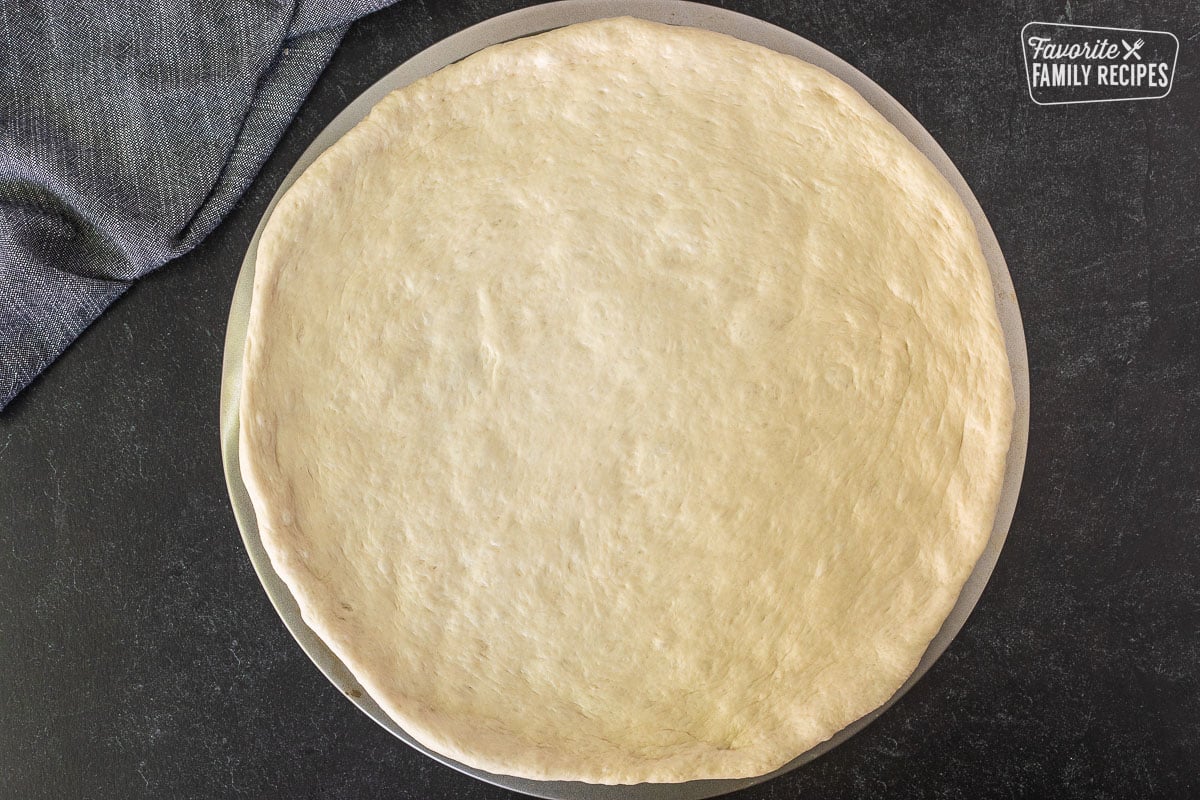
{"left": 1121, "top": 38, "right": 1145, "bottom": 60}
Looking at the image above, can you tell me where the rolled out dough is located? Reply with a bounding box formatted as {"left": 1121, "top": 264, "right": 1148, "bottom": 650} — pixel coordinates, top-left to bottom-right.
{"left": 240, "top": 16, "right": 1014, "bottom": 784}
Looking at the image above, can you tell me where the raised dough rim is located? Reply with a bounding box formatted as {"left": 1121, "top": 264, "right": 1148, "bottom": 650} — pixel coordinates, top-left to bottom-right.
{"left": 219, "top": 2, "right": 1030, "bottom": 797}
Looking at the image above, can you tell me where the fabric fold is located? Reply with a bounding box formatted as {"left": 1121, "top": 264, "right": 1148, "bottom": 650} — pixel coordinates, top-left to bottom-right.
{"left": 0, "top": 0, "right": 392, "bottom": 409}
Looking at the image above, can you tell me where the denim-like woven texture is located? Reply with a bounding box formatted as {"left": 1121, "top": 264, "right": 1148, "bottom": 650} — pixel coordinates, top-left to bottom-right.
{"left": 0, "top": 0, "right": 394, "bottom": 409}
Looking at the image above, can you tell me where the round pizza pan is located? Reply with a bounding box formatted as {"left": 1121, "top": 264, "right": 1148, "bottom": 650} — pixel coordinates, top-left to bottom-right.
{"left": 219, "top": 2, "right": 1030, "bottom": 797}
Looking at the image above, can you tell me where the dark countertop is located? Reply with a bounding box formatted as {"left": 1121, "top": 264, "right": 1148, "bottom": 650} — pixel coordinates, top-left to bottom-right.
{"left": 2, "top": 1, "right": 1198, "bottom": 798}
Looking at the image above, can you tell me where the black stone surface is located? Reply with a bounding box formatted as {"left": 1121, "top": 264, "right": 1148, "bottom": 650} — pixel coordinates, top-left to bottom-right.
{"left": 2, "top": 1, "right": 1198, "bottom": 797}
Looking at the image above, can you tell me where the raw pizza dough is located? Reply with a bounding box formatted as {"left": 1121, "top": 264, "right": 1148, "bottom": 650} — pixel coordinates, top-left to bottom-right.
{"left": 240, "top": 17, "right": 1014, "bottom": 784}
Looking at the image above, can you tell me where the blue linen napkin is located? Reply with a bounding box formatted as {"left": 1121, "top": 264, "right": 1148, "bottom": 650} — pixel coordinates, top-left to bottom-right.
{"left": 0, "top": 0, "right": 394, "bottom": 409}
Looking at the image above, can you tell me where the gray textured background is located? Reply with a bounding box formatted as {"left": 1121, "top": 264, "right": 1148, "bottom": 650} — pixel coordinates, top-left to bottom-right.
{"left": 1, "top": 1, "right": 1198, "bottom": 798}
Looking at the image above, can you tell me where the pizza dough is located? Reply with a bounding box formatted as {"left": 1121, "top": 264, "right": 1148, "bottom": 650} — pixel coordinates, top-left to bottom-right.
{"left": 240, "top": 17, "right": 1013, "bottom": 784}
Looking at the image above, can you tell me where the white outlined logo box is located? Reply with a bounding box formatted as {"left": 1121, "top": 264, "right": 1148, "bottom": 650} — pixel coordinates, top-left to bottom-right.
{"left": 1021, "top": 22, "right": 1178, "bottom": 105}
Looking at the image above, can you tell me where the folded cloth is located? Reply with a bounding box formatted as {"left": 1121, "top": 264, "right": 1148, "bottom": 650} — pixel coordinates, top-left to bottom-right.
{"left": 0, "top": 0, "right": 395, "bottom": 409}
